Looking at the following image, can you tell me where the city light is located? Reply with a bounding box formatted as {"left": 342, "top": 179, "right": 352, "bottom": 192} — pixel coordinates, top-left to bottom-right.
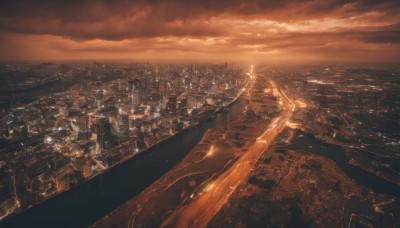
{"left": 206, "top": 145, "right": 215, "bottom": 157}
{"left": 0, "top": 0, "right": 398, "bottom": 226}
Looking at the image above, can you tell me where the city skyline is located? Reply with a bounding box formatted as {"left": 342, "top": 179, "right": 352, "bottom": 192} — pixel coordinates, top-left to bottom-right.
{"left": 0, "top": 0, "right": 399, "bottom": 63}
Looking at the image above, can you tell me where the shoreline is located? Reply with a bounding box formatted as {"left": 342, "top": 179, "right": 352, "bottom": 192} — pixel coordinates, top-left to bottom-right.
{"left": 284, "top": 130, "right": 400, "bottom": 197}
{"left": 0, "top": 88, "right": 245, "bottom": 223}
{"left": 91, "top": 74, "right": 279, "bottom": 227}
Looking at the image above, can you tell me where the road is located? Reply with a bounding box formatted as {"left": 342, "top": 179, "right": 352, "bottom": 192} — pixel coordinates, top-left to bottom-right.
{"left": 161, "top": 73, "right": 296, "bottom": 227}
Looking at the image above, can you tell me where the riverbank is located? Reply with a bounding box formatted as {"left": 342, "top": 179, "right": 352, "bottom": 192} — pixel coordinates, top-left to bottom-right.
{"left": 0, "top": 93, "right": 248, "bottom": 228}
{"left": 93, "top": 74, "right": 283, "bottom": 227}
{"left": 209, "top": 128, "right": 400, "bottom": 227}
{"left": 284, "top": 130, "right": 400, "bottom": 197}
{"left": 0, "top": 76, "right": 249, "bottom": 223}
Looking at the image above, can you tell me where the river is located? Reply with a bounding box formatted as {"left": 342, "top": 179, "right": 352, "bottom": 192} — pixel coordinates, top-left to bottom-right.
{"left": 284, "top": 131, "right": 400, "bottom": 197}
{"left": 1, "top": 97, "right": 248, "bottom": 228}
{"left": 4, "top": 99, "right": 398, "bottom": 228}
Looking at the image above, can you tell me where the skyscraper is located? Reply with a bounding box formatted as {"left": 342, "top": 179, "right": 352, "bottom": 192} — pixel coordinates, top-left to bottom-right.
{"left": 118, "top": 114, "right": 129, "bottom": 137}
{"left": 179, "top": 98, "right": 188, "bottom": 116}
{"left": 166, "top": 95, "right": 177, "bottom": 115}
{"left": 76, "top": 115, "right": 90, "bottom": 140}
{"left": 95, "top": 90, "right": 104, "bottom": 111}
{"left": 96, "top": 117, "right": 111, "bottom": 149}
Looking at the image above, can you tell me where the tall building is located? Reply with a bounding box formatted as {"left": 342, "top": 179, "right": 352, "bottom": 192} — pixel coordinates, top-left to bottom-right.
{"left": 151, "top": 80, "right": 161, "bottom": 101}
{"left": 131, "top": 90, "right": 140, "bottom": 106}
{"left": 76, "top": 115, "right": 90, "bottom": 140}
{"left": 128, "top": 78, "right": 140, "bottom": 92}
{"left": 166, "top": 95, "right": 177, "bottom": 115}
{"left": 179, "top": 98, "right": 188, "bottom": 116}
{"left": 96, "top": 117, "right": 112, "bottom": 149}
{"left": 95, "top": 90, "right": 104, "bottom": 111}
{"left": 209, "top": 75, "right": 219, "bottom": 95}
{"left": 117, "top": 114, "right": 129, "bottom": 137}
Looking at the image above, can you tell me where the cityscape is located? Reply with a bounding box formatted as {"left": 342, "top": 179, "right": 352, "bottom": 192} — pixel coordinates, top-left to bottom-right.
{"left": 0, "top": 61, "right": 249, "bottom": 216}
{"left": 0, "top": 0, "right": 399, "bottom": 228}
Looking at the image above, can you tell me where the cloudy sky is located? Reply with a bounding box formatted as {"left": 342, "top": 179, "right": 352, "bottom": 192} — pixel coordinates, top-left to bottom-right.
{"left": 0, "top": 0, "right": 399, "bottom": 63}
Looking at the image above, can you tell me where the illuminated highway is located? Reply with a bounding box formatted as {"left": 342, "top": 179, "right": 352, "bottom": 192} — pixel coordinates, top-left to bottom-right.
{"left": 161, "top": 72, "right": 295, "bottom": 227}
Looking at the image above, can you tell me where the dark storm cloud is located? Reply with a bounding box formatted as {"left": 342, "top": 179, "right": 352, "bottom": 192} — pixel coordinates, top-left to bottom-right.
{"left": 227, "top": 23, "right": 400, "bottom": 48}
{"left": 0, "top": 0, "right": 399, "bottom": 62}
{"left": 0, "top": 0, "right": 399, "bottom": 40}
{"left": 360, "top": 24, "right": 400, "bottom": 44}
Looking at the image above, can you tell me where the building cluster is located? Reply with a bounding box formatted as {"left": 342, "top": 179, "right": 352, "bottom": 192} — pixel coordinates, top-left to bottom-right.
{"left": 0, "top": 62, "right": 247, "bottom": 218}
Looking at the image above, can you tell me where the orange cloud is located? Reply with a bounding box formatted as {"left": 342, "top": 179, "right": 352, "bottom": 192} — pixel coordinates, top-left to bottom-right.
{"left": 0, "top": 0, "right": 399, "bottom": 63}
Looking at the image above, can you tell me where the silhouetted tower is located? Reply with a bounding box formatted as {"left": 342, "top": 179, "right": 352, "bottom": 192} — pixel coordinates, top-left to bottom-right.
{"left": 166, "top": 95, "right": 177, "bottom": 115}
{"left": 96, "top": 117, "right": 111, "bottom": 149}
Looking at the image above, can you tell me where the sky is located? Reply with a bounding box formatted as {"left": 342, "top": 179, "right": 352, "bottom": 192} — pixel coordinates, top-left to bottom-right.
{"left": 0, "top": 0, "right": 399, "bottom": 63}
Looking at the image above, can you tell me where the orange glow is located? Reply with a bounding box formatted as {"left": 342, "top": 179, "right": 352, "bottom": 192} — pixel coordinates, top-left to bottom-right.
{"left": 295, "top": 100, "right": 308, "bottom": 108}
{"left": 0, "top": 1, "right": 398, "bottom": 63}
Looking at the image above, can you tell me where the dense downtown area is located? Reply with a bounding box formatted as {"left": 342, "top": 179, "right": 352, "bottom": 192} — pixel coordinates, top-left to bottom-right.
{"left": 0, "top": 62, "right": 246, "bottom": 220}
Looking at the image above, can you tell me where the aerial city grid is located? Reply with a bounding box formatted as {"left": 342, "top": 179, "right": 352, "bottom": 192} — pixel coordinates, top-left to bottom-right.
{"left": 0, "top": 0, "right": 399, "bottom": 227}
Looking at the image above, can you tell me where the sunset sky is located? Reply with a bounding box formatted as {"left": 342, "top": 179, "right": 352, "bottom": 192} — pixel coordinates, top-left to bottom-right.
{"left": 0, "top": 0, "right": 399, "bottom": 63}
